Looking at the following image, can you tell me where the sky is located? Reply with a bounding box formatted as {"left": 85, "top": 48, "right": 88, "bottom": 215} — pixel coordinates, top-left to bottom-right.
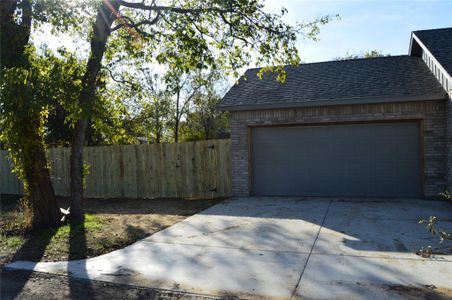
{"left": 265, "top": 0, "right": 452, "bottom": 62}
{"left": 35, "top": 0, "right": 452, "bottom": 65}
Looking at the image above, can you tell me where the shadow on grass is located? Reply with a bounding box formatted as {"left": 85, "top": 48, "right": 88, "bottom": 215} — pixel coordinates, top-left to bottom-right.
{"left": 0, "top": 201, "right": 95, "bottom": 300}
{"left": 126, "top": 224, "right": 148, "bottom": 240}
{"left": 0, "top": 225, "right": 57, "bottom": 299}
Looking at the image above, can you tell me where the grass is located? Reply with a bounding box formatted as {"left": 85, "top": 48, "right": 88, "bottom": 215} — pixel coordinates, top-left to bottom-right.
{"left": 3, "top": 235, "right": 26, "bottom": 248}
{"left": 0, "top": 195, "right": 222, "bottom": 266}
{"left": 1, "top": 211, "right": 106, "bottom": 264}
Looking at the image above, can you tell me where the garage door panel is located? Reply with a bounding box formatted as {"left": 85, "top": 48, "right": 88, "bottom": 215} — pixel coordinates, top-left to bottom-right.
{"left": 251, "top": 122, "right": 422, "bottom": 198}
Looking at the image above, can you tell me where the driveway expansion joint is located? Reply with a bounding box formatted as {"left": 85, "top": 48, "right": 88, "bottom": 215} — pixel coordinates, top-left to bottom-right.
{"left": 290, "top": 199, "right": 333, "bottom": 299}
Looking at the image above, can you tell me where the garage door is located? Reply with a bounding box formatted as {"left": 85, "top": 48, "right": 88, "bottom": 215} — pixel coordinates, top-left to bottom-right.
{"left": 251, "top": 122, "right": 422, "bottom": 198}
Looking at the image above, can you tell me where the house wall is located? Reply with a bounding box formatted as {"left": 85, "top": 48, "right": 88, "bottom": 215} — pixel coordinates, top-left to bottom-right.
{"left": 230, "top": 100, "right": 448, "bottom": 198}
{"left": 448, "top": 95, "right": 452, "bottom": 191}
{"left": 415, "top": 36, "right": 452, "bottom": 192}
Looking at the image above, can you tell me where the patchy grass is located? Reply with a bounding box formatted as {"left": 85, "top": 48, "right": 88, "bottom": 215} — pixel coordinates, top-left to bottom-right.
{"left": 1, "top": 194, "right": 222, "bottom": 265}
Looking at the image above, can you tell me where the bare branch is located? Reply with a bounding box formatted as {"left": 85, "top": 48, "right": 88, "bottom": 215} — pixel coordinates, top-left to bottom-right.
{"left": 101, "top": 66, "right": 137, "bottom": 88}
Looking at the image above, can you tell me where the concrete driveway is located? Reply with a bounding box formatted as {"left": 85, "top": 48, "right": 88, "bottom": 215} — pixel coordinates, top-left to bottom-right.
{"left": 7, "top": 198, "right": 452, "bottom": 299}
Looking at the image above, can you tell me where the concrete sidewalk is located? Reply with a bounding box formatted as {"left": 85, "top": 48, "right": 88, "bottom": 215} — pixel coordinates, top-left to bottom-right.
{"left": 7, "top": 198, "right": 452, "bottom": 299}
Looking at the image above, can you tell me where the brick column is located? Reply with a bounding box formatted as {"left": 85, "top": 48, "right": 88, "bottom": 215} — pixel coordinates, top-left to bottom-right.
{"left": 230, "top": 120, "right": 250, "bottom": 196}
{"left": 448, "top": 95, "right": 452, "bottom": 192}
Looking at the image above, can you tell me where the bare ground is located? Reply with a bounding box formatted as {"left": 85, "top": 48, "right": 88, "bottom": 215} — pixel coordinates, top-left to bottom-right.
{"left": 386, "top": 284, "right": 452, "bottom": 300}
{"left": 1, "top": 195, "right": 222, "bottom": 264}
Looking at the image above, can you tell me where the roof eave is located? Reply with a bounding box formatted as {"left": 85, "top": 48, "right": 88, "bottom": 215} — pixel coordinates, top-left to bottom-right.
{"left": 217, "top": 93, "right": 448, "bottom": 112}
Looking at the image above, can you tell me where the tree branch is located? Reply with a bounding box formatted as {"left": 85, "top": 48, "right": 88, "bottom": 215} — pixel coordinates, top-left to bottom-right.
{"left": 101, "top": 66, "right": 137, "bottom": 88}
{"left": 120, "top": 1, "right": 235, "bottom": 15}
{"left": 111, "top": 11, "right": 161, "bottom": 32}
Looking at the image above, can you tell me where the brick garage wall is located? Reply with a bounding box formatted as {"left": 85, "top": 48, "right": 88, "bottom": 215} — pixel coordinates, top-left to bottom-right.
{"left": 230, "top": 100, "right": 448, "bottom": 198}
{"left": 448, "top": 96, "right": 452, "bottom": 191}
{"left": 418, "top": 45, "right": 452, "bottom": 193}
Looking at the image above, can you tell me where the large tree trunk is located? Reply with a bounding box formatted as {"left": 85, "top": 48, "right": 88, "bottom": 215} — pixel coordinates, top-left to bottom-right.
{"left": 70, "top": 0, "right": 120, "bottom": 222}
{"left": 24, "top": 118, "right": 60, "bottom": 228}
{"left": 1, "top": 0, "right": 60, "bottom": 228}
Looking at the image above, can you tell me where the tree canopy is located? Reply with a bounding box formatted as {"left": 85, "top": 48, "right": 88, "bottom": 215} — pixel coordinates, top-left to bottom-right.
{"left": 334, "top": 50, "right": 388, "bottom": 61}
{"left": 1, "top": 0, "right": 336, "bottom": 226}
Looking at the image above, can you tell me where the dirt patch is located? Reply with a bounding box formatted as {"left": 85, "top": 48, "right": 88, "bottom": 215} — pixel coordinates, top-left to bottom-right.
{"left": 386, "top": 284, "right": 452, "bottom": 300}
{"left": 0, "top": 268, "right": 221, "bottom": 300}
{"left": 0, "top": 194, "right": 223, "bottom": 265}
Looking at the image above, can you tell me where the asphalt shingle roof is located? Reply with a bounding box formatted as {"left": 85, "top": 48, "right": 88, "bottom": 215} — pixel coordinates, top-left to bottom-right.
{"left": 219, "top": 55, "right": 447, "bottom": 111}
{"left": 413, "top": 27, "right": 452, "bottom": 76}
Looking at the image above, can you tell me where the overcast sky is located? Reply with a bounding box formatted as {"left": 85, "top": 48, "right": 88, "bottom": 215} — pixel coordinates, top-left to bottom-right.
{"left": 265, "top": 0, "right": 451, "bottom": 62}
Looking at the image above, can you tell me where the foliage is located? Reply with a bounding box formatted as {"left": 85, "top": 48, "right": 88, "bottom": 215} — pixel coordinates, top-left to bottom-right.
{"left": 128, "top": 70, "right": 231, "bottom": 144}
{"left": 121, "top": 70, "right": 173, "bottom": 144}
{"left": 182, "top": 95, "right": 230, "bottom": 141}
{"left": 42, "top": 49, "right": 84, "bottom": 145}
{"left": 0, "top": 47, "right": 77, "bottom": 186}
{"left": 180, "top": 71, "right": 230, "bottom": 141}
{"left": 121, "top": 67, "right": 230, "bottom": 143}
{"left": 440, "top": 190, "right": 452, "bottom": 202}
{"left": 40, "top": 52, "right": 134, "bottom": 146}
{"left": 105, "top": 1, "right": 336, "bottom": 83}
{"left": 96, "top": 0, "right": 336, "bottom": 144}
{"left": 419, "top": 216, "right": 452, "bottom": 243}
{"left": 417, "top": 192, "right": 452, "bottom": 257}
{"left": 2, "top": 0, "right": 335, "bottom": 221}
{"left": 132, "top": 94, "right": 173, "bottom": 144}
{"left": 334, "top": 50, "right": 388, "bottom": 61}
{"left": 165, "top": 69, "right": 219, "bottom": 142}
{"left": 85, "top": 82, "right": 136, "bottom": 146}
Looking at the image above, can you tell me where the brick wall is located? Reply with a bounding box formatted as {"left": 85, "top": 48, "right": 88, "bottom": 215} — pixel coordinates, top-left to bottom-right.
{"left": 418, "top": 45, "right": 452, "bottom": 192}
{"left": 230, "top": 100, "right": 448, "bottom": 198}
{"left": 448, "top": 97, "right": 452, "bottom": 191}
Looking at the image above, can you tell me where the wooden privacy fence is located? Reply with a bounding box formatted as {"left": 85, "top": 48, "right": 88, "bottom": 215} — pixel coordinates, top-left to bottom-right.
{"left": 0, "top": 139, "right": 231, "bottom": 199}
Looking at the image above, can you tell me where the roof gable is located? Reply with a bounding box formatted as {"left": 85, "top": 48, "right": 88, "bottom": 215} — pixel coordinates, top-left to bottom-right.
{"left": 411, "top": 27, "right": 452, "bottom": 76}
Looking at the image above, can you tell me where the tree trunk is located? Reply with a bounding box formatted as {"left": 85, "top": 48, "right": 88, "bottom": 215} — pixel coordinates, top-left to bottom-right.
{"left": 1, "top": 0, "right": 60, "bottom": 228}
{"left": 174, "top": 119, "right": 179, "bottom": 143}
{"left": 174, "top": 90, "right": 180, "bottom": 143}
{"left": 70, "top": 120, "right": 88, "bottom": 222}
{"left": 69, "top": 0, "right": 120, "bottom": 222}
{"left": 27, "top": 145, "right": 60, "bottom": 228}
{"left": 155, "top": 123, "right": 162, "bottom": 144}
{"left": 22, "top": 116, "right": 60, "bottom": 228}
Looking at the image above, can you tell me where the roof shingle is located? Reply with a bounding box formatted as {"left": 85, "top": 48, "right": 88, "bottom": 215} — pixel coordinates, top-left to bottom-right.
{"left": 413, "top": 27, "right": 452, "bottom": 76}
{"left": 219, "top": 56, "right": 447, "bottom": 111}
